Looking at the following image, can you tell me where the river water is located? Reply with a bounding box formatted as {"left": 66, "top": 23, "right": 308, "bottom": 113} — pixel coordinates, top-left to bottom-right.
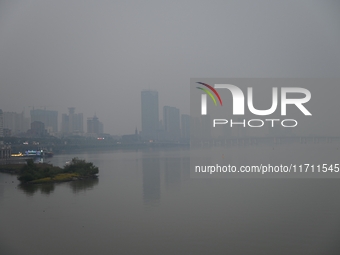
{"left": 1, "top": 147, "right": 340, "bottom": 254}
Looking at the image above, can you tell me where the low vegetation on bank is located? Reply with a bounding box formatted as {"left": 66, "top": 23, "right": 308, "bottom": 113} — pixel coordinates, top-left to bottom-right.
{"left": 17, "top": 158, "right": 99, "bottom": 184}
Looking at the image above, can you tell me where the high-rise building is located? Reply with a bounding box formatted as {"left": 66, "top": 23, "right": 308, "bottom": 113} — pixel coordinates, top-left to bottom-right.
{"left": 61, "top": 107, "right": 83, "bottom": 134}
{"left": 30, "top": 121, "right": 46, "bottom": 137}
{"left": 61, "top": 114, "right": 69, "bottom": 133}
{"left": 98, "top": 121, "right": 104, "bottom": 134}
{"left": 0, "top": 109, "right": 3, "bottom": 138}
{"left": 30, "top": 109, "right": 58, "bottom": 133}
{"left": 141, "top": 90, "right": 159, "bottom": 141}
{"left": 87, "top": 114, "right": 103, "bottom": 135}
{"left": 3, "top": 128, "right": 11, "bottom": 137}
{"left": 181, "top": 114, "right": 190, "bottom": 142}
{"left": 163, "top": 106, "right": 180, "bottom": 142}
{"left": 23, "top": 117, "right": 30, "bottom": 133}
{"left": 2, "top": 111, "right": 30, "bottom": 135}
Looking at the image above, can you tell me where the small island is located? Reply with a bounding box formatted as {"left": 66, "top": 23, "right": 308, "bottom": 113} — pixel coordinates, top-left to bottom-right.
{"left": 17, "top": 158, "right": 99, "bottom": 184}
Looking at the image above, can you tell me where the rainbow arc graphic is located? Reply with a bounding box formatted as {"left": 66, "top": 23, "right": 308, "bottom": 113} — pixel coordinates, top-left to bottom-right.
{"left": 196, "top": 82, "right": 223, "bottom": 115}
{"left": 196, "top": 82, "right": 223, "bottom": 106}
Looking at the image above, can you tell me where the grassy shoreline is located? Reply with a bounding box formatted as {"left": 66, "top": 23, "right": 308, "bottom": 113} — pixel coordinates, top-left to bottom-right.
{"left": 29, "top": 173, "right": 98, "bottom": 184}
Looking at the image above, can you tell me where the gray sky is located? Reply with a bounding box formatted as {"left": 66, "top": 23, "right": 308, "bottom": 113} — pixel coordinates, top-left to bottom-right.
{"left": 0, "top": 0, "right": 339, "bottom": 135}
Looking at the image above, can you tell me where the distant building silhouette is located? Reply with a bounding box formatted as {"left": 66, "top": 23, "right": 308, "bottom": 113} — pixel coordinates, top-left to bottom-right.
{"left": 61, "top": 107, "right": 83, "bottom": 135}
{"left": 190, "top": 115, "right": 212, "bottom": 145}
{"left": 163, "top": 106, "right": 180, "bottom": 142}
{"left": 181, "top": 114, "right": 190, "bottom": 142}
{"left": 3, "top": 128, "right": 11, "bottom": 137}
{"left": 141, "top": 90, "right": 159, "bottom": 141}
{"left": 29, "top": 121, "right": 46, "bottom": 137}
{"left": 3, "top": 111, "right": 30, "bottom": 135}
{"left": 87, "top": 114, "right": 103, "bottom": 135}
{"left": 121, "top": 127, "right": 140, "bottom": 142}
{"left": 190, "top": 116, "right": 202, "bottom": 145}
{"left": 0, "top": 144, "right": 11, "bottom": 159}
{"left": 0, "top": 109, "right": 3, "bottom": 138}
{"left": 30, "top": 109, "right": 58, "bottom": 133}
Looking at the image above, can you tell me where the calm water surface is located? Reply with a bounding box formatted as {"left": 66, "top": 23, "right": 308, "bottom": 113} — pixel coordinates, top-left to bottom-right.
{"left": 1, "top": 147, "right": 340, "bottom": 254}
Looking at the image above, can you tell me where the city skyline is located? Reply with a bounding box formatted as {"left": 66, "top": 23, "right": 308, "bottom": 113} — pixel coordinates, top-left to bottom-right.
{"left": 0, "top": 88, "right": 189, "bottom": 137}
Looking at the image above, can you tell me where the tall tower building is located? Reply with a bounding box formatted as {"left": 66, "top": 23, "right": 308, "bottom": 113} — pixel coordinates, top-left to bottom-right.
{"left": 163, "top": 106, "right": 180, "bottom": 141}
{"left": 141, "top": 90, "right": 159, "bottom": 141}
{"left": 30, "top": 109, "right": 58, "bottom": 133}
{"left": 61, "top": 114, "right": 69, "bottom": 133}
{"left": 68, "top": 107, "right": 75, "bottom": 133}
{"left": 0, "top": 109, "right": 3, "bottom": 138}
{"left": 2, "top": 111, "right": 29, "bottom": 135}
{"left": 87, "top": 114, "right": 103, "bottom": 135}
{"left": 61, "top": 107, "right": 83, "bottom": 134}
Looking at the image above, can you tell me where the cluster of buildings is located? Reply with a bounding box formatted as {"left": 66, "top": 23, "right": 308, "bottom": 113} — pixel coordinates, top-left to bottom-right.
{"left": 140, "top": 90, "right": 190, "bottom": 143}
{"left": 0, "top": 89, "right": 190, "bottom": 143}
{"left": 0, "top": 108, "right": 104, "bottom": 138}
{"left": 0, "top": 110, "right": 30, "bottom": 137}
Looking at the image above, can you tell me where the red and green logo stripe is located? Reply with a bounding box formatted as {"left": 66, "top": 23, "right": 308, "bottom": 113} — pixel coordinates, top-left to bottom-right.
{"left": 196, "top": 82, "right": 223, "bottom": 106}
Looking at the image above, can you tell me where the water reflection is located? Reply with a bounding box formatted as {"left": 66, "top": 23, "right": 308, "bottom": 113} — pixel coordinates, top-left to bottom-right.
{"left": 69, "top": 177, "right": 99, "bottom": 193}
{"left": 142, "top": 150, "right": 160, "bottom": 205}
{"left": 141, "top": 149, "right": 191, "bottom": 206}
{"left": 181, "top": 156, "right": 190, "bottom": 181}
{"left": 164, "top": 153, "right": 181, "bottom": 189}
{"left": 18, "top": 177, "right": 99, "bottom": 196}
{"left": 18, "top": 183, "right": 49, "bottom": 196}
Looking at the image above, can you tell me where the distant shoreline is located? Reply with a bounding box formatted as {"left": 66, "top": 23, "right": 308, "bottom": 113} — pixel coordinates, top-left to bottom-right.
{"left": 8, "top": 142, "right": 190, "bottom": 155}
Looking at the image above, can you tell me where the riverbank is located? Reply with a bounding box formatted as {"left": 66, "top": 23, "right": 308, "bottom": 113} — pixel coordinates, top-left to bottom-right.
{"left": 9, "top": 141, "right": 189, "bottom": 155}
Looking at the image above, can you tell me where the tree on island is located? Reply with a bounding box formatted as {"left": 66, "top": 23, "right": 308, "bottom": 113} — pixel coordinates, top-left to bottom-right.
{"left": 63, "top": 158, "right": 99, "bottom": 176}
{"left": 18, "top": 159, "right": 60, "bottom": 183}
{"left": 18, "top": 158, "right": 99, "bottom": 184}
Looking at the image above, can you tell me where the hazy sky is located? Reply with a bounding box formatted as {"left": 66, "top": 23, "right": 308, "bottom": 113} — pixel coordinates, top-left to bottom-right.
{"left": 0, "top": 0, "right": 339, "bottom": 135}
